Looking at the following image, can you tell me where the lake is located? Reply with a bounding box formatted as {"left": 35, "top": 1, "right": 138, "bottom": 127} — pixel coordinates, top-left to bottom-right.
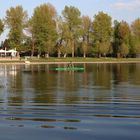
{"left": 0, "top": 63, "right": 140, "bottom": 140}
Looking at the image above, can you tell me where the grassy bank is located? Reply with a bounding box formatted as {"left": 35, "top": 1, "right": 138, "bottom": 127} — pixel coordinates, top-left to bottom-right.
{"left": 0, "top": 57, "right": 140, "bottom": 64}
{"left": 28, "top": 57, "right": 140, "bottom": 63}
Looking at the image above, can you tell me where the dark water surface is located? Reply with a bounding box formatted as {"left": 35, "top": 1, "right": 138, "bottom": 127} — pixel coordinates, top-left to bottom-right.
{"left": 0, "top": 63, "right": 140, "bottom": 140}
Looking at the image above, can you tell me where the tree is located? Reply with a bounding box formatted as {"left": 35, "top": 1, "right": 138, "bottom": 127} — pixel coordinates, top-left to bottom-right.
{"left": 93, "top": 12, "right": 112, "bottom": 57}
{"left": 113, "top": 20, "right": 121, "bottom": 56}
{"left": 56, "top": 17, "right": 72, "bottom": 58}
{"left": 30, "top": 3, "right": 57, "bottom": 57}
{"left": 2, "top": 39, "right": 10, "bottom": 50}
{"left": 0, "top": 19, "right": 4, "bottom": 36}
{"left": 120, "top": 43, "right": 129, "bottom": 57}
{"left": 117, "top": 21, "right": 130, "bottom": 57}
{"left": 118, "top": 21, "right": 130, "bottom": 44}
{"left": 131, "top": 18, "right": 140, "bottom": 38}
{"left": 62, "top": 6, "right": 81, "bottom": 57}
{"left": 130, "top": 35, "right": 140, "bottom": 56}
{"left": 113, "top": 20, "right": 130, "bottom": 57}
{"left": 22, "top": 26, "right": 36, "bottom": 57}
{"left": 131, "top": 18, "right": 140, "bottom": 56}
{"left": 5, "top": 6, "right": 28, "bottom": 51}
{"left": 81, "top": 16, "right": 92, "bottom": 57}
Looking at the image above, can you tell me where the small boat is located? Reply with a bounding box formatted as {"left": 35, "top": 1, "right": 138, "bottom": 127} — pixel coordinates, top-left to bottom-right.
{"left": 50, "top": 67, "right": 85, "bottom": 71}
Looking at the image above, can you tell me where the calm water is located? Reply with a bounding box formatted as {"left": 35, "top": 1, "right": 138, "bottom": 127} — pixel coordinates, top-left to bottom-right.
{"left": 0, "top": 63, "right": 140, "bottom": 140}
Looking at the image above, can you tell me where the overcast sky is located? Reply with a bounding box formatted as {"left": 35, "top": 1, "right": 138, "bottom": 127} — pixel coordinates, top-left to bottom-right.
{"left": 0, "top": 0, "right": 140, "bottom": 41}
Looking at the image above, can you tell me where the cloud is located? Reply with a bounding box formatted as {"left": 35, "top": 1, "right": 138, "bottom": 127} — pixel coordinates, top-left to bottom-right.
{"left": 111, "top": 0, "right": 140, "bottom": 10}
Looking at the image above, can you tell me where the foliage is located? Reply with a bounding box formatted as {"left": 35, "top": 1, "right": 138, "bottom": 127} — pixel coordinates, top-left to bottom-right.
{"left": 5, "top": 5, "right": 28, "bottom": 51}
{"left": 62, "top": 6, "right": 81, "bottom": 57}
{"left": 118, "top": 21, "right": 130, "bottom": 44}
{"left": 113, "top": 20, "right": 121, "bottom": 55}
{"left": 131, "top": 18, "right": 140, "bottom": 38}
{"left": 130, "top": 35, "right": 140, "bottom": 54}
{"left": 92, "top": 12, "right": 112, "bottom": 56}
{"left": 56, "top": 17, "right": 72, "bottom": 57}
{"left": 30, "top": 3, "right": 57, "bottom": 57}
{"left": 80, "top": 16, "right": 92, "bottom": 57}
{"left": 0, "top": 19, "right": 4, "bottom": 36}
{"left": 131, "top": 19, "right": 140, "bottom": 55}
{"left": 120, "top": 43, "right": 129, "bottom": 57}
{"left": 1, "top": 3, "right": 140, "bottom": 58}
{"left": 113, "top": 20, "right": 130, "bottom": 57}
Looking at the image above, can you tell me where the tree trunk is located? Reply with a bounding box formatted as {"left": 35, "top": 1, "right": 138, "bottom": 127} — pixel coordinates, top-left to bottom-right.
{"left": 103, "top": 53, "right": 106, "bottom": 57}
{"left": 45, "top": 53, "right": 49, "bottom": 58}
{"left": 38, "top": 54, "right": 40, "bottom": 58}
{"left": 83, "top": 52, "right": 86, "bottom": 58}
{"left": 58, "top": 49, "right": 61, "bottom": 58}
{"left": 64, "top": 53, "right": 67, "bottom": 58}
{"left": 71, "top": 40, "right": 74, "bottom": 58}
{"left": 31, "top": 39, "right": 35, "bottom": 58}
{"left": 117, "top": 53, "right": 120, "bottom": 58}
{"left": 98, "top": 53, "right": 101, "bottom": 58}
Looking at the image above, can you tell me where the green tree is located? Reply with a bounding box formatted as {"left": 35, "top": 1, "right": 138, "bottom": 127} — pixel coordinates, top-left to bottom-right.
{"left": 131, "top": 18, "right": 140, "bottom": 38}
{"left": 62, "top": 6, "right": 81, "bottom": 57}
{"left": 118, "top": 21, "right": 130, "bottom": 57}
{"left": 120, "top": 43, "right": 129, "bottom": 57}
{"left": 130, "top": 35, "right": 140, "bottom": 55}
{"left": 131, "top": 18, "right": 140, "bottom": 56}
{"left": 5, "top": 6, "right": 28, "bottom": 51}
{"left": 22, "top": 26, "right": 36, "bottom": 57}
{"left": 113, "top": 20, "right": 130, "bottom": 57}
{"left": 92, "top": 12, "right": 112, "bottom": 57}
{"left": 0, "top": 19, "right": 4, "bottom": 36}
{"left": 81, "top": 16, "right": 92, "bottom": 57}
{"left": 30, "top": 3, "right": 57, "bottom": 57}
{"left": 113, "top": 20, "right": 121, "bottom": 57}
{"left": 56, "top": 18, "right": 72, "bottom": 58}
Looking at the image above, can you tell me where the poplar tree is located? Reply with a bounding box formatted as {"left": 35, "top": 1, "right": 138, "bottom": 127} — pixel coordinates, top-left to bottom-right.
{"left": 81, "top": 16, "right": 92, "bottom": 57}
{"left": 118, "top": 21, "right": 130, "bottom": 57}
{"left": 5, "top": 6, "right": 27, "bottom": 51}
{"left": 30, "top": 3, "right": 57, "bottom": 58}
{"left": 62, "top": 6, "right": 81, "bottom": 57}
{"left": 131, "top": 19, "right": 140, "bottom": 55}
{"left": 56, "top": 17, "right": 72, "bottom": 58}
{"left": 93, "top": 12, "right": 112, "bottom": 57}
{"left": 0, "top": 19, "right": 4, "bottom": 36}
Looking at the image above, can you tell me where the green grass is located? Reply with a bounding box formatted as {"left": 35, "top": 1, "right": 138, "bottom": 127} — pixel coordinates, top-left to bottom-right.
{"left": 28, "top": 57, "right": 140, "bottom": 62}
{"left": 0, "top": 57, "right": 140, "bottom": 64}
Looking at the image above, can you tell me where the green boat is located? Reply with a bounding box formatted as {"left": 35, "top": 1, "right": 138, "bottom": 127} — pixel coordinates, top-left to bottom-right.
{"left": 50, "top": 67, "right": 85, "bottom": 71}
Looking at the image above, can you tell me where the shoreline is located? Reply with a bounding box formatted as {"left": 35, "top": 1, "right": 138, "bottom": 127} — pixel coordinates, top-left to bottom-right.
{"left": 0, "top": 59, "right": 140, "bottom": 65}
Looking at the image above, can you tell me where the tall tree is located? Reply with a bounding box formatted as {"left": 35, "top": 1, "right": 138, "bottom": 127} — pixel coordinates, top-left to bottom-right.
{"left": 0, "top": 19, "right": 4, "bottom": 36}
{"left": 131, "top": 19, "right": 140, "bottom": 56}
{"left": 5, "top": 6, "right": 28, "bottom": 51}
{"left": 118, "top": 21, "right": 130, "bottom": 57}
{"left": 131, "top": 18, "right": 140, "bottom": 38}
{"left": 130, "top": 35, "right": 140, "bottom": 56}
{"left": 30, "top": 3, "right": 57, "bottom": 58}
{"left": 113, "top": 20, "right": 121, "bottom": 57}
{"left": 113, "top": 20, "right": 130, "bottom": 57}
{"left": 93, "top": 12, "right": 112, "bottom": 57}
{"left": 62, "top": 6, "right": 81, "bottom": 57}
{"left": 81, "top": 16, "right": 92, "bottom": 57}
{"left": 56, "top": 17, "right": 72, "bottom": 58}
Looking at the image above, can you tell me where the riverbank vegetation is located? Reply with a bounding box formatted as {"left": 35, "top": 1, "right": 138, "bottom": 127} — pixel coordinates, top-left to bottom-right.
{"left": 0, "top": 3, "right": 140, "bottom": 59}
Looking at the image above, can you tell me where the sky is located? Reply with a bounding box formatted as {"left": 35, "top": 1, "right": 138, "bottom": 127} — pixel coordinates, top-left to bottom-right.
{"left": 0, "top": 0, "right": 140, "bottom": 41}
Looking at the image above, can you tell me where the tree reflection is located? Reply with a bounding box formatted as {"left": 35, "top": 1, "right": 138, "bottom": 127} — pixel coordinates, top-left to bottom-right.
{"left": 0, "top": 63, "right": 140, "bottom": 106}
{"left": 93, "top": 64, "right": 112, "bottom": 89}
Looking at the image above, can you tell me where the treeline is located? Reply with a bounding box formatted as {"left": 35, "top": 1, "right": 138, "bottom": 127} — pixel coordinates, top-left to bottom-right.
{"left": 0, "top": 3, "right": 140, "bottom": 58}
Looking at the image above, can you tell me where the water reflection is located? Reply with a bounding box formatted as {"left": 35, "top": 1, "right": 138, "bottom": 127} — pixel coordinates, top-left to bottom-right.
{"left": 0, "top": 64, "right": 140, "bottom": 140}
